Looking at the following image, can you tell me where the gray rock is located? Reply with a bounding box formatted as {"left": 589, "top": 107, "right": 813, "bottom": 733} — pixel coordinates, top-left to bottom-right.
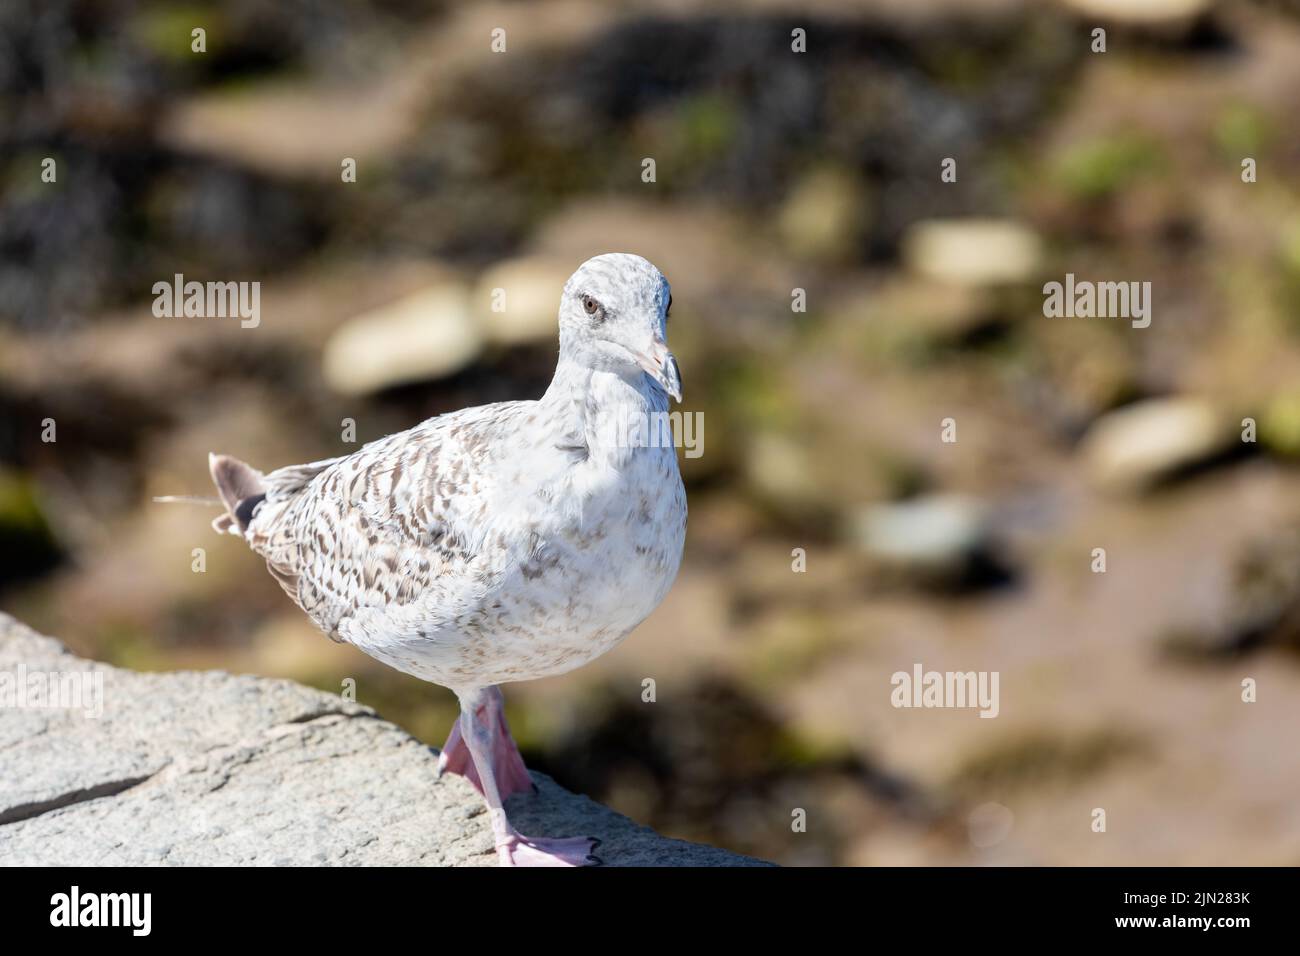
{"left": 472, "top": 257, "right": 573, "bottom": 346}
{"left": 1060, "top": 0, "right": 1213, "bottom": 28}
{"left": 1081, "top": 397, "right": 1232, "bottom": 491}
{"left": 850, "top": 494, "right": 1015, "bottom": 591}
{"left": 0, "top": 614, "right": 767, "bottom": 867}
{"left": 902, "top": 219, "right": 1043, "bottom": 287}
{"left": 853, "top": 494, "right": 990, "bottom": 568}
{"left": 321, "top": 284, "right": 483, "bottom": 395}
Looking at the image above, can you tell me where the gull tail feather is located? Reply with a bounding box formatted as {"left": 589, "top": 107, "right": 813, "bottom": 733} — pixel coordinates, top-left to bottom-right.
{"left": 208, "top": 453, "right": 267, "bottom": 536}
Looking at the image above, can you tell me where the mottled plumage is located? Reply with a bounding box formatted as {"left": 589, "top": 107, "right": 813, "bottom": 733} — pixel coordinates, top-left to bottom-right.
{"left": 210, "top": 253, "right": 685, "bottom": 865}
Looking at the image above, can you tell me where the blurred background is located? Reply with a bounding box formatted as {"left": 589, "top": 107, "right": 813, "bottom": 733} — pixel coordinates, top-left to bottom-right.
{"left": 3, "top": 0, "right": 1300, "bottom": 865}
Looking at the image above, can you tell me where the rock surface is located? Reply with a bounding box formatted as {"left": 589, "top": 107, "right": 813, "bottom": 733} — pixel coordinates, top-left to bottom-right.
{"left": 902, "top": 219, "right": 1042, "bottom": 287}
{"left": 321, "top": 284, "right": 483, "bottom": 395}
{"left": 0, "top": 614, "right": 766, "bottom": 866}
{"left": 1080, "top": 397, "right": 1232, "bottom": 491}
{"left": 472, "top": 256, "right": 574, "bottom": 346}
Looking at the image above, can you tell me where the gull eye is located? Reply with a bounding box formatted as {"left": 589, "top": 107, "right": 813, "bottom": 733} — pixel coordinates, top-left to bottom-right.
{"left": 581, "top": 294, "right": 601, "bottom": 317}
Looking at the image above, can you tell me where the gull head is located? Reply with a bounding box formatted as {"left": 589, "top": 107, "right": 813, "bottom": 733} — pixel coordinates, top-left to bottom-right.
{"left": 558, "top": 253, "right": 681, "bottom": 402}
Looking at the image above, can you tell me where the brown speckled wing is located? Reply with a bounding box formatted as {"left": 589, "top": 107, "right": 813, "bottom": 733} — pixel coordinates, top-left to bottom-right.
{"left": 244, "top": 403, "right": 531, "bottom": 643}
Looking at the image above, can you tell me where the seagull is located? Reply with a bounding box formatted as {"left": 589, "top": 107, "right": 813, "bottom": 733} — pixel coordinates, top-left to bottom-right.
{"left": 207, "top": 253, "right": 686, "bottom": 866}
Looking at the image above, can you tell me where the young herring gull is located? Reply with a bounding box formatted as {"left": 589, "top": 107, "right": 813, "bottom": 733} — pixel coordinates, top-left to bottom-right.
{"left": 208, "top": 253, "right": 686, "bottom": 866}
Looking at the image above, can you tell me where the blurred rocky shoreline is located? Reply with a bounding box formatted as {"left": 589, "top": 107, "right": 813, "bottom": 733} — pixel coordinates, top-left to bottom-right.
{"left": 4, "top": 0, "right": 1300, "bottom": 864}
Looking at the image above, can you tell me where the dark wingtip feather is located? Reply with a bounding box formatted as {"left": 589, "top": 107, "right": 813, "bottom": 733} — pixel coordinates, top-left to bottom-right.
{"left": 209, "top": 453, "right": 266, "bottom": 533}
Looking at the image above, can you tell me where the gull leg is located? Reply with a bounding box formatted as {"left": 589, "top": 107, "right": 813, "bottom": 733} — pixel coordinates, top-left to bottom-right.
{"left": 456, "top": 687, "right": 601, "bottom": 867}
{"left": 437, "top": 685, "right": 535, "bottom": 798}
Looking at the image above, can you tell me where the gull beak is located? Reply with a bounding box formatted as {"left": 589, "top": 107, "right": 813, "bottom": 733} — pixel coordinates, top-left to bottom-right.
{"left": 632, "top": 340, "right": 682, "bottom": 402}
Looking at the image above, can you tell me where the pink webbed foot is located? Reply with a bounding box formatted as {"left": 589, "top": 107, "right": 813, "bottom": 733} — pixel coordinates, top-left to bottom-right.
{"left": 447, "top": 688, "right": 593, "bottom": 866}
{"left": 437, "top": 691, "right": 535, "bottom": 799}
{"left": 498, "top": 834, "right": 602, "bottom": 867}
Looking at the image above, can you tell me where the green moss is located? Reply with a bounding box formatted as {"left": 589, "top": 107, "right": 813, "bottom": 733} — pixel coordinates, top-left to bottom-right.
{"left": 0, "top": 473, "right": 47, "bottom": 535}
{"left": 1274, "top": 221, "right": 1300, "bottom": 326}
{"left": 743, "top": 612, "right": 844, "bottom": 688}
{"left": 676, "top": 92, "right": 740, "bottom": 163}
{"left": 1279, "top": 220, "right": 1300, "bottom": 278}
{"left": 951, "top": 728, "right": 1145, "bottom": 792}
{"left": 921, "top": 44, "right": 999, "bottom": 92}
{"left": 1052, "top": 134, "right": 1167, "bottom": 201}
{"left": 130, "top": 4, "right": 225, "bottom": 65}
{"left": 712, "top": 356, "right": 797, "bottom": 431}
{"left": 769, "top": 727, "right": 857, "bottom": 769}
{"left": 626, "top": 92, "right": 742, "bottom": 192}
{"left": 97, "top": 621, "right": 165, "bottom": 672}
{"left": 1261, "top": 389, "right": 1300, "bottom": 458}
{"left": 1213, "top": 103, "right": 1273, "bottom": 158}
{"left": 0, "top": 470, "right": 60, "bottom": 590}
{"left": 3, "top": 153, "right": 61, "bottom": 199}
